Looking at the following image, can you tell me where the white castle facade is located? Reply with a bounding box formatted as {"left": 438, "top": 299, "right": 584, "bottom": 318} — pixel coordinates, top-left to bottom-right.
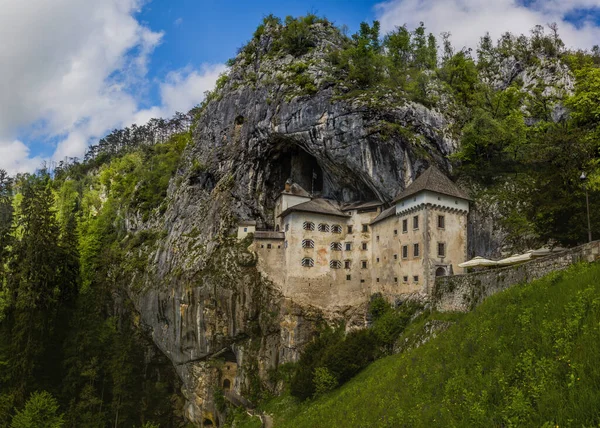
{"left": 238, "top": 166, "right": 470, "bottom": 309}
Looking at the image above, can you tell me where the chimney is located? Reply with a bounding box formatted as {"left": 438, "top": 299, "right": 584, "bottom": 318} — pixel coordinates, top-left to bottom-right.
{"left": 284, "top": 178, "right": 292, "bottom": 192}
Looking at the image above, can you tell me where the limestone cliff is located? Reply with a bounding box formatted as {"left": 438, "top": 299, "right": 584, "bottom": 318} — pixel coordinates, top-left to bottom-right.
{"left": 121, "top": 19, "right": 574, "bottom": 425}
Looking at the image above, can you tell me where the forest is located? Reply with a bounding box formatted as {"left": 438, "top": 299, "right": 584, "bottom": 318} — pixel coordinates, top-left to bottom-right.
{"left": 0, "top": 13, "right": 599, "bottom": 426}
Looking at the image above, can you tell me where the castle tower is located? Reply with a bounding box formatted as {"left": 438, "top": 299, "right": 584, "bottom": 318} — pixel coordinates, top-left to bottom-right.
{"left": 273, "top": 179, "right": 311, "bottom": 231}
{"left": 391, "top": 166, "right": 470, "bottom": 294}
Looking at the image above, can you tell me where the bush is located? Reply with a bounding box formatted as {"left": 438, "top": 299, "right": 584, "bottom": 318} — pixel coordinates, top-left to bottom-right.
{"left": 313, "top": 367, "right": 338, "bottom": 397}
{"left": 281, "top": 16, "right": 317, "bottom": 57}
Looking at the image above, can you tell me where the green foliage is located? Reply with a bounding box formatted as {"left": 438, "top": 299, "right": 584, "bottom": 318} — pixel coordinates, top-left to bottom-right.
{"left": 290, "top": 301, "right": 418, "bottom": 400}
{"left": 281, "top": 15, "right": 320, "bottom": 57}
{"left": 336, "top": 21, "right": 384, "bottom": 89}
{"left": 312, "top": 367, "right": 337, "bottom": 396}
{"left": 265, "top": 263, "right": 600, "bottom": 427}
{"left": 11, "top": 391, "right": 64, "bottom": 428}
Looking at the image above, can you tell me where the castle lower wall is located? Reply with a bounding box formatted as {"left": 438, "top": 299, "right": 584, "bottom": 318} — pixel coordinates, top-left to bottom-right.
{"left": 433, "top": 241, "right": 600, "bottom": 312}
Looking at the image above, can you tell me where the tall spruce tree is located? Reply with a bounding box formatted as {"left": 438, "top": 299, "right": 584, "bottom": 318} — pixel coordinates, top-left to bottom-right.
{"left": 6, "top": 173, "right": 61, "bottom": 401}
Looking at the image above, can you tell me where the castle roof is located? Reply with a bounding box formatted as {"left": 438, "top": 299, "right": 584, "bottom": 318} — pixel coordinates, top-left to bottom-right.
{"left": 393, "top": 166, "right": 470, "bottom": 203}
{"left": 238, "top": 220, "right": 257, "bottom": 226}
{"left": 280, "top": 182, "right": 311, "bottom": 198}
{"left": 370, "top": 205, "right": 396, "bottom": 225}
{"left": 278, "top": 198, "right": 348, "bottom": 219}
{"left": 341, "top": 200, "right": 382, "bottom": 212}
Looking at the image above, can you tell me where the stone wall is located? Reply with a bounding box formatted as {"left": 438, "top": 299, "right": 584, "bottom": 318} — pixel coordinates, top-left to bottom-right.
{"left": 433, "top": 241, "right": 600, "bottom": 312}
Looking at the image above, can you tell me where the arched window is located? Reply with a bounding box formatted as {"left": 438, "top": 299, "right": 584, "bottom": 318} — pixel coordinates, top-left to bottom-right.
{"left": 318, "top": 223, "right": 330, "bottom": 232}
{"left": 275, "top": 225, "right": 280, "bottom": 231}
{"left": 330, "top": 242, "right": 342, "bottom": 251}
{"left": 223, "top": 379, "right": 231, "bottom": 391}
{"left": 330, "top": 260, "right": 342, "bottom": 269}
{"left": 303, "top": 221, "right": 315, "bottom": 231}
{"left": 331, "top": 224, "right": 342, "bottom": 233}
{"left": 436, "top": 267, "right": 446, "bottom": 277}
{"left": 301, "top": 258, "right": 314, "bottom": 267}
{"left": 302, "top": 239, "right": 315, "bottom": 249}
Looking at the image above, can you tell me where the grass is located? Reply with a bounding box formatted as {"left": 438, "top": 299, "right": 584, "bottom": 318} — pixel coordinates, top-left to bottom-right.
{"left": 252, "top": 262, "right": 600, "bottom": 427}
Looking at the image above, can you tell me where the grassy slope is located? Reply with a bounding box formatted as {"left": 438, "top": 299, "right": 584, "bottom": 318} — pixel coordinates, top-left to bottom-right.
{"left": 256, "top": 262, "right": 600, "bottom": 427}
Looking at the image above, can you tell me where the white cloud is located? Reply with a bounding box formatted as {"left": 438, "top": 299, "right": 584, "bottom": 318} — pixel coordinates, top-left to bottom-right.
{"left": 174, "top": 17, "right": 183, "bottom": 26}
{"left": 0, "top": 0, "right": 166, "bottom": 169}
{"left": 128, "top": 63, "right": 227, "bottom": 134}
{"left": 375, "top": 0, "right": 600, "bottom": 52}
{"left": 0, "top": 0, "right": 227, "bottom": 172}
{"left": 160, "top": 64, "right": 228, "bottom": 114}
{"left": 0, "top": 140, "right": 43, "bottom": 175}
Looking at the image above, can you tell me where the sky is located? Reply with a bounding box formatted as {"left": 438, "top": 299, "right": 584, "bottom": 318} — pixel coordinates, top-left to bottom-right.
{"left": 1, "top": 0, "right": 599, "bottom": 174}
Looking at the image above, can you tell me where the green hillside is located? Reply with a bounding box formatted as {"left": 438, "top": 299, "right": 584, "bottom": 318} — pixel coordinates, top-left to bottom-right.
{"left": 240, "top": 262, "right": 600, "bottom": 427}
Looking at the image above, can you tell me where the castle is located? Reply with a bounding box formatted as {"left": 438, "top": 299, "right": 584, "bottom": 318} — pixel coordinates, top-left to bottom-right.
{"left": 238, "top": 166, "right": 470, "bottom": 308}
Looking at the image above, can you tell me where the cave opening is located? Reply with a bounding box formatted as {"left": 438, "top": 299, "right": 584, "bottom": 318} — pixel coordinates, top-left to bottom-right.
{"left": 266, "top": 139, "right": 323, "bottom": 196}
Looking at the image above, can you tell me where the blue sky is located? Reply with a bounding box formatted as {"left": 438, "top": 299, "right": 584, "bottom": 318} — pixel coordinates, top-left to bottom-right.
{"left": 137, "top": 0, "right": 378, "bottom": 109}
{"left": 0, "top": 0, "right": 599, "bottom": 174}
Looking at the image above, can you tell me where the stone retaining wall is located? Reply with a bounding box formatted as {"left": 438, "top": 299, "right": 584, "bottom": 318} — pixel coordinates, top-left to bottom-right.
{"left": 432, "top": 241, "right": 600, "bottom": 312}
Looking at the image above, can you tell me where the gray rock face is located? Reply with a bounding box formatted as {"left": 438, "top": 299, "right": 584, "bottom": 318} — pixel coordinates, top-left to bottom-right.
{"left": 131, "top": 54, "right": 461, "bottom": 422}
{"left": 127, "top": 24, "right": 562, "bottom": 425}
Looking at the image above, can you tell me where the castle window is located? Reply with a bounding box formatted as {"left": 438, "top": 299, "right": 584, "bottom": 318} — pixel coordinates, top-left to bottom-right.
{"left": 330, "top": 242, "right": 342, "bottom": 251}
{"left": 303, "top": 221, "right": 315, "bottom": 231}
{"left": 301, "top": 258, "right": 314, "bottom": 267}
{"left": 413, "top": 215, "right": 419, "bottom": 230}
{"left": 413, "top": 243, "right": 420, "bottom": 257}
{"left": 302, "top": 239, "right": 314, "bottom": 249}
{"left": 285, "top": 224, "right": 289, "bottom": 232}
{"left": 346, "top": 274, "right": 351, "bottom": 281}
{"left": 376, "top": 278, "right": 380, "bottom": 282}
{"left": 362, "top": 224, "right": 369, "bottom": 233}
{"left": 347, "top": 225, "right": 353, "bottom": 234}
{"left": 438, "top": 242, "right": 446, "bottom": 257}
{"left": 345, "top": 242, "right": 352, "bottom": 251}
{"left": 344, "top": 260, "right": 351, "bottom": 269}
{"left": 318, "top": 223, "right": 330, "bottom": 232}
{"left": 394, "top": 277, "right": 398, "bottom": 283}
{"left": 438, "top": 215, "right": 445, "bottom": 229}
{"left": 403, "top": 276, "right": 408, "bottom": 282}
{"left": 394, "top": 229, "right": 398, "bottom": 236}
{"left": 402, "top": 219, "right": 408, "bottom": 233}
{"left": 361, "top": 260, "right": 368, "bottom": 269}
{"left": 267, "top": 244, "right": 272, "bottom": 249}
{"left": 376, "top": 235, "right": 380, "bottom": 242}
{"left": 413, "top": 275, "right": 419, "bottom": 282}
{"left": 394, "top": 254, "right": 398, "bottom": 260}
{"left": 330, "top": 260, "right": 342, "bottom": 269}
{"left": 331, "top": 224, "right": 342, "bottom": 233}
{"left": 361, "top": 279, "right": 365, "bottom": 283}
{"left": 376, "top": 257, "right": 380, "bottom": 263}
{"left": 243, "top": 227, "right": 248, "bottom": 232}
{"left": 361, "top": 242, "right": 368, "bottom": 250}
{"left": 402, "top": 245, "right": 408, "bottom": 259}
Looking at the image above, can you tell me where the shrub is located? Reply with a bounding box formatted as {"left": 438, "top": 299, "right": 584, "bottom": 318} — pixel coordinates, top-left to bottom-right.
{"left": 281, "top": 16, "right": 316, "bottom": 57}
{"left": 313, "top": 367, "right": 338, "bottom": 397}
